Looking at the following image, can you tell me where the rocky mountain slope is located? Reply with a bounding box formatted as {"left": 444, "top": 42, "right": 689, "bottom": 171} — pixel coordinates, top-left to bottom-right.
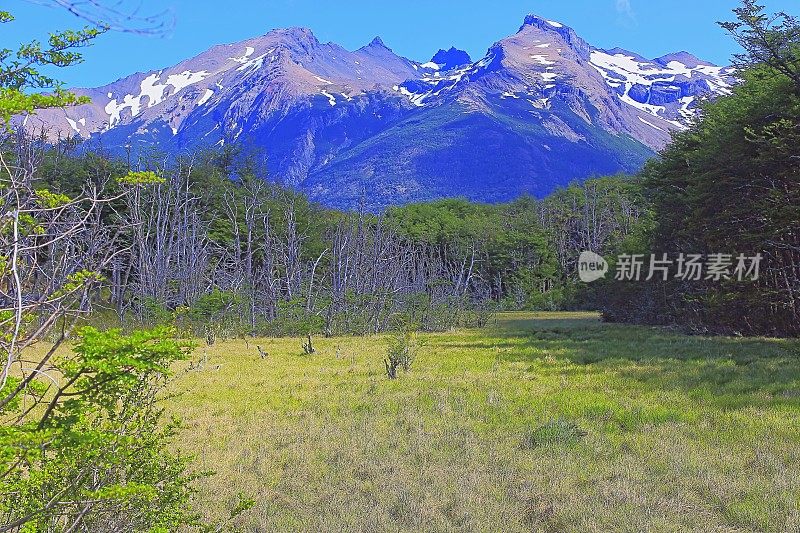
{"left": 23, "top": 15, "right": 735, "bottom": 209}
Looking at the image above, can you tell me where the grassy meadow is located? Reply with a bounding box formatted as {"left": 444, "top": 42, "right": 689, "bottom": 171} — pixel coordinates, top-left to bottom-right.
{"left": 167, "top": 312, "right": 800, "bottom": 532}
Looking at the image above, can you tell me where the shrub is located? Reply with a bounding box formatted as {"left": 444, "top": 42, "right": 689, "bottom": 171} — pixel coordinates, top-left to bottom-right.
{"left": 520, "top": 419, "right": 587, "bottom": 449}
{"left": 138, "top": 296, "right": 174, "bottom": 328}
{"left": 1, "top": 327, "right": 202, "bottom": 531}
{"left": 384, "top": 330, "right": 418, "bottom": 379}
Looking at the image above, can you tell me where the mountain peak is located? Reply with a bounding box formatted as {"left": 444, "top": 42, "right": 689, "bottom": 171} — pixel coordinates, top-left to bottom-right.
{"left": 655, "top": 51, "right": 715, "bottom": 68}
{"left": 519, "top": 14, "right": 568, "bottom": 32}
{"left": 364, "top": 36, "right": 391, "bottom": 50}
{"left": 514, "top": 14, "right": 589, "bottom": 60}
{"left": 605, "top": 47, "right": 652, "bottom": 63}
{"left": 273, "top": 26, "right": 316, "bottom": 38}
{"left": 430, "top": 47, "right": 472, "bottom": 70}
{"left": 268, "top": 26, "right": 320, "bottom": 47}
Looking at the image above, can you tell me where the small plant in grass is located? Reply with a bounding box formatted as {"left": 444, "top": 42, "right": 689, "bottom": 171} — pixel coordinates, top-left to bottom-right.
{"left": 520, "top": 419, "right": 587, "bottom": 449}
{"left": 384, "top": 330, "right": 418, "bottom": 379}
{"left": 204, "top": 324, "right": 218, "bottom": 346}
{"left": 302, "top": 333, "right": 316, "bottom": 354}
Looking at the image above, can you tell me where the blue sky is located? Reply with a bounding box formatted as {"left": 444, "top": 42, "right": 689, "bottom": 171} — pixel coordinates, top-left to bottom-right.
{"left": 3, "top": 0, "right": 798, "bottom": 88}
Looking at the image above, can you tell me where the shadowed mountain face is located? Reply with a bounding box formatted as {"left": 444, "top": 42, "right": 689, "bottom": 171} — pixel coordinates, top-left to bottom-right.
{"left": 24, "top": 15, "right": 735, "bottom": 209}
{"left": 430, "top": 47, "right": 473, "bottom": 71}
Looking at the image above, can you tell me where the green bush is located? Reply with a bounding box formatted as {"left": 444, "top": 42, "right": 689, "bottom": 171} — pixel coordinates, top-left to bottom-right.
{"left": 1, "top": 327, "right": 202, "bottom": 531}
{"left": 138, "top": 297, "right": 174, "bottom": 328}
{"left": 520, "top": 419, "right": 587, "bottom": 449}
{"left": 384, "top": 329, "right": 420, "bottom": 379}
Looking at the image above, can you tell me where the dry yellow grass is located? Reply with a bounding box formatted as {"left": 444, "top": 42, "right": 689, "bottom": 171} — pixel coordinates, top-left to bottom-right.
{"left": 167, "top": 312, "right": 800, "bottom": 532}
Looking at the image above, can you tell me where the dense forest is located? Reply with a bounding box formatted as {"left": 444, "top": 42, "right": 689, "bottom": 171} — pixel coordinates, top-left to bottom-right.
{"left": 22, "top": 140, "right": 648, "bottom": 337}
{"left": 601, "top": 0, "right": 800, "bottom": 336}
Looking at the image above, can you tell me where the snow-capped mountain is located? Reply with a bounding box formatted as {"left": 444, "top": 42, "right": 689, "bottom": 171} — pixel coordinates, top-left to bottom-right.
{"left": 23, "top": 15, "right": 735, "bottom": 209}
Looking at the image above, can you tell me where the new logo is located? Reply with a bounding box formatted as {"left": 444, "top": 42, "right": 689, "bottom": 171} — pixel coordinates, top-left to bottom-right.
{"left": 578, "top": 251, "right": 609, "bottom": 283}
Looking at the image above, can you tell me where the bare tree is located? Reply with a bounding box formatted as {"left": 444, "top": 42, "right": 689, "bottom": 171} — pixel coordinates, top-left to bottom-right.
{"left": 0, "top": 130, "right": 122, "bottom": 407}
{"left": 121, "top": 157, "right": 210, "bottom": 318}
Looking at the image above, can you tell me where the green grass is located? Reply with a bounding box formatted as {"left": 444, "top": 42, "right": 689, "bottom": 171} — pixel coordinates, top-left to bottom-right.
{"left": 168, "top": 312, "right": 800, "bottom": 532}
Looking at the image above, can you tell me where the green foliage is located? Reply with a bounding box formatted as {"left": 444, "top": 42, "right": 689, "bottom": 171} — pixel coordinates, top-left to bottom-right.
{"left": 138, "top": 297, "right": 175, "bottom": 328}
{"left": 187, "top": 289, "right": 240, "bottom": 324}
{"left": 386, "top": 198, "right": 495, "bottom": 248}
{"left": 384, "top": 329, "right": 419, "bottom": 379}
{"left": 53, "top": 270, "right": 104, "bottom": 299}
{"left": 0, "top": 10, "right": 105, "bottom": 125}
{"left": 520, "top": 419, "right": 588, "bottom": 449}
{"left": 0, "top": 8, "right": 214, "bottom": 530}
{"left": 719, "top": 0, "right": 800, "bottom": 89}
{"left": 603, "top": 2, "right": 800, "bottom": 336}
{"left": 0, "top": 88, "right": 90, "bottom": 126}
{"left": 118, "top": 170, "right": 165, "bottom": 186}
{"left": 1, "top": 328, "right": 199, "bottom": 531}
{"left": 269, "top": 299, "right": 325, "bottom": 336}
{"left": 386, "top": 196, "right": 568, "bottom": 312}
{"left": 34, "top": 188, "right": 71, "bottom": 209}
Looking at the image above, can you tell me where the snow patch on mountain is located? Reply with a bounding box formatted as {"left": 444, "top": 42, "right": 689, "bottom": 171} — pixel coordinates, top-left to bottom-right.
{"left": 197, "top": 89, "right": 214, "bottom": 106}
{"left": 589, "top": 49, "right": 734, "bottom": 125}
{"left": 320, "top": 90, "right": 337, "bottom": 106}
{"left": 393, "top": 85, "right": 426, "bottom": 106}
{"left": 590, "top": 50, "right": 730, "bottom": 86}
{"left": 104, "top": 69, "right": 209, "bottom": 127}
{"left": 638, "top": 116, "right": 665, "bottom": 131}
{"left": 166, "top": 71, "right": 209, "bottom": 92}
{"left": 66, "top": 117, "right": 80, "bottom": 133}
{"left": 394, "top": 61, "right": 477, "bottom": 106}
{"left": 235, "top": 52, "right": 269, "bottom": 72}
{"left": 530, "top": 54, "right": 556, "bottom": 66}
{"left": 230, "top": 47, "right": 255, "bottom": 63}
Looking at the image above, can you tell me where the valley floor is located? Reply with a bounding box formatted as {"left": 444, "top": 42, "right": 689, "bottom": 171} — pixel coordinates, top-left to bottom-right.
{"left": 169, "top": 312, "right": 800, "bottom": 532}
